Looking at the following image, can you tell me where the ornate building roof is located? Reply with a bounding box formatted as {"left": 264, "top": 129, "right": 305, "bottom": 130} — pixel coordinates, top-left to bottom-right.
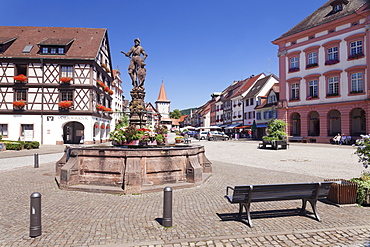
{"left": 274, "top": 0, "right": 369, "bottom": 41}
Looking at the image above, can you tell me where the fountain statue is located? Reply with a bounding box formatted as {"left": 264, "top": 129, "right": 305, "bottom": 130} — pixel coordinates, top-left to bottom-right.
{"left": 121, "top": 38, "right": 148, "bottom": 128}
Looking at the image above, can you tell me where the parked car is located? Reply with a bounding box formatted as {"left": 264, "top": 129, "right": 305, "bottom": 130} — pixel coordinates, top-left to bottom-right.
{"left": 196, "top": 131, "right": 209, "bottom": 140}
{"left": 182, "top": 131, "right": 197, "bottom": 137}
{"left": 207, "top": 131, "right": 229, "bottom": 141}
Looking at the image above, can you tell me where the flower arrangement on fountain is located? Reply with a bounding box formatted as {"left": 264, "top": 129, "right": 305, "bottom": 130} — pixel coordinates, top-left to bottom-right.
{"left": 110, "top": 123, "right": 168, "bottom": 146}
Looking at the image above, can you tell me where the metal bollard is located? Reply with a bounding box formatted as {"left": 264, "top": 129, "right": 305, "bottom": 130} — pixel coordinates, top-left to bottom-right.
{"left": 30, "top": 192, "right": 42, "bottom": 238}
{"left": 34, "top": 153, "right": 39, "bottom": 168}
{"left": 162, "top": 186, "right": 172, "bottom": 227}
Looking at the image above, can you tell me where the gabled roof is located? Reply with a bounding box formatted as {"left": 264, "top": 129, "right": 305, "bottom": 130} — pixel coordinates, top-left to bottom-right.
{"left": 244, "top": 74, "right": 279, "bottom": 99}
{"left": 179, "top": 115, "right": 188, "bottom": 123}
{"left": 230, "top": 73, "right": 265, "bottom": 98}
{"left": 0, "top": 26, "right": 107, "bottom": 59}
{"left": 255, "top": 84, "right": 280, "bottom": 109}
{"left": 275, "top": 0, "right": 369, "bottom": 41}
{"left": 145, "top": 102, "right": 159, "bottom": 113}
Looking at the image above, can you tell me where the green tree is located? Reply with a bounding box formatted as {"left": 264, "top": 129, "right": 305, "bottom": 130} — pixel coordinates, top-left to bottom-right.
{"left": 170, "top": 109, "right": 182, "bottom": 119}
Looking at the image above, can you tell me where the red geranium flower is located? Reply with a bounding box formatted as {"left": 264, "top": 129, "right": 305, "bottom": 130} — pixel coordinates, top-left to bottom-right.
{"left": 14, "top": 74, "right": 27, "bottom": 82}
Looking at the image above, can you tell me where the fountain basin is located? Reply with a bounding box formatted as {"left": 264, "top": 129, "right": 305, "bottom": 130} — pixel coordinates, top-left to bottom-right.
{"left": 55, "top": 144, "right": 212, "bottom": 194}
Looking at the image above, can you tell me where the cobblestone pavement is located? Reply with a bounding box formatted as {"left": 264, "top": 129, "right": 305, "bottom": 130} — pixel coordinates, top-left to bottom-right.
{"left": 0, "top": 140, "right": 370, "bottom": 246}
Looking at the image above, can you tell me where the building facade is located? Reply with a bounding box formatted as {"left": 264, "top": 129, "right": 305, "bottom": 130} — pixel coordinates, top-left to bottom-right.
{"left": 273, "top": 0, "right": 370, "bottom": 143}
{"left": 0, "top": 26, "right": 116, "bottom": 145}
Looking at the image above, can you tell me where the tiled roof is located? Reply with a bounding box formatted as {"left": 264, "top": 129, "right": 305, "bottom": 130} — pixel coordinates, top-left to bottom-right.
{"left": 275, "top": 0, "right": 369, "bottom": 41}
{"left": 244, "top": 74, "right": 279, "bottom": 99}
{"left": 156, "top": 82, "right": 170, "bottom": 102}
{"left": 0, "top": 26, "right": 107, "bottom": 60}
{"left": 231, "top": 73, "right": 265, "bottom": 98}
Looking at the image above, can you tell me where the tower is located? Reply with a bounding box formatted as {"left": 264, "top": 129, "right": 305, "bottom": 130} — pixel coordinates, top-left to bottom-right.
{"left": 156, "top": 82, "right": 170, "bottom": 118}
{"left": 155, "top": 82, "right": 171, "bottom": 127}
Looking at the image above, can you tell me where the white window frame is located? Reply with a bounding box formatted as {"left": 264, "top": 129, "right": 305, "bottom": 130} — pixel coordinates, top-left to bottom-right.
{"left": 328, "top": 76, "right": 339, "bottom": 94}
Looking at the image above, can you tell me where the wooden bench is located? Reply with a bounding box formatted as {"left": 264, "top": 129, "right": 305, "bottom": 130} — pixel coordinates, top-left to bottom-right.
{"left": 224, "top": 182, "right": 332, "bottom": 227}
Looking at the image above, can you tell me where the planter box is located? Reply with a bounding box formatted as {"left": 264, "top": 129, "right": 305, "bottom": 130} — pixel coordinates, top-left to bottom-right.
{"left": 0, "top": 142, "right": 6, "bottom": 151}
{"left": 326, "top": 179, "right": 358, "bottom": 204}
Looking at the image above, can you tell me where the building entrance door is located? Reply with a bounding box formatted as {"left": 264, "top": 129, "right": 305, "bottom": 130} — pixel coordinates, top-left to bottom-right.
{"left": 63, "top": 121, "right": 84, "bottom": 144}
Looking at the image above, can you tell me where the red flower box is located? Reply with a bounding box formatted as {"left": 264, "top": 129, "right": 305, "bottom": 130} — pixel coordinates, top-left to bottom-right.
{"left": 13, "top": 100, "right": 26, "bottom": 108}
{"left": 108, "top": 90, "right": 114, "bottom": 95}
{"left": 97, "top": 81, "right": 105, "bottom": 87}
{"left": 59, "top": 77, "right": 73, "bottom": 83}
{"left": 96, "top": 104, "right": 105, "bottom": 111}
{"left": 14, "top": 74, "right": 27, "bottom": 82}
{"left": 58, "top": 101, "right": 73, "bottom": 109}
{"left": 101, "top": 125, "right": 105, "bottom": 129}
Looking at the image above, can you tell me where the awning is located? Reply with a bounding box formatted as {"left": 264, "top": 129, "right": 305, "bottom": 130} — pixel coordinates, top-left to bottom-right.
{"left": 257, "top": 124, "right": 268, "bottom": 128}
{"left": 234, "top": 125, "right": 251, "bottom": 129}
{"left": 219, "top": 124, "right": 229, "bottom": 128}
{"left": 225, "top": 123, "right": 241, "bottom": 129}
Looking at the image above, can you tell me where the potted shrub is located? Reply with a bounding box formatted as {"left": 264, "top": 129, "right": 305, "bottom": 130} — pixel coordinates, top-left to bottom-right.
{"left": 262, "top": 119, "right": 287, "bottom": 149}
{"left": 175, "top": 136, "right": 184, "bottom": 143}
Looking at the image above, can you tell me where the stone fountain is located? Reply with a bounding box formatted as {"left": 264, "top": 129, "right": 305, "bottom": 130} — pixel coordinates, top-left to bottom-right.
{"left": 55, "top": 39, "right": 212, "bottom": 194}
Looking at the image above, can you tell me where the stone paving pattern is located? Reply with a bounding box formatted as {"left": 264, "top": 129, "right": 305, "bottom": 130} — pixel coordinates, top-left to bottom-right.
{"left": 0, "top": 140, "right": 369, "bottom": 246}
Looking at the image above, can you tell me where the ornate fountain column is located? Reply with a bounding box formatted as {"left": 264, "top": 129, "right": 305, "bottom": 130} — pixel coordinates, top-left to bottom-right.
{"left": 129, "top": 87, "right": 147, "bottom": 128}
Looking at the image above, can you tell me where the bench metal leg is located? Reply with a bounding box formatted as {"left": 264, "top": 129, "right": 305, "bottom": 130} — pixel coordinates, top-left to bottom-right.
{"left": 300, "top": 199, "right": 321, "bottom": 222}
{"left": 238, "top": 203, "right": 253, "bottom": 227}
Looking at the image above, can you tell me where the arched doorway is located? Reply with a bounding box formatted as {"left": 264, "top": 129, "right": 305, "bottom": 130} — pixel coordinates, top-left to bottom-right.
{"left": 291, "top": 112, "right": 301, "bottom": 136}
{"left": 63, "top": 121, "right": 84, "bottom": 144}
{"left": 308, "top": 111, "right": 320, "bottom": 136}
{"left": 328, "top": 110, "right": 341, "bottom": 136}
{"left": 351, "top": 108, "right": 366, "bottom": 137}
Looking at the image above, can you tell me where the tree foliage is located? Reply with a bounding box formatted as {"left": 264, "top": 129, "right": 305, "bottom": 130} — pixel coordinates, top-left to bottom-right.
{"left": 170, "top": 109, "right": 182, "bottom": 119}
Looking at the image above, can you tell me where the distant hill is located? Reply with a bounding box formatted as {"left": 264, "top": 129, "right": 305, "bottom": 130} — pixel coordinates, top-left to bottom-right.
{"left": 180, "top": 108, "right": 197, "bottom": 116}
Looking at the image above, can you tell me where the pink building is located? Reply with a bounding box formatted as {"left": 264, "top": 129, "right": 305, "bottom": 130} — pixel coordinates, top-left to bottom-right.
{"left": 273, "top": 0, "right": 370, "bottom": 143}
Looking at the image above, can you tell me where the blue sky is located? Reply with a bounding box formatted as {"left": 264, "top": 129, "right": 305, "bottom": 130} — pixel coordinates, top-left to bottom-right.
{"left": 3, "top": 0, "right": 326, "bottom": 110}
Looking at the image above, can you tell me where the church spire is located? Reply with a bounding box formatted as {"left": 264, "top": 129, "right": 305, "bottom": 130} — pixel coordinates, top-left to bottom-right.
{"left": 157, "top": 82, "right": 170, "bottom": 102}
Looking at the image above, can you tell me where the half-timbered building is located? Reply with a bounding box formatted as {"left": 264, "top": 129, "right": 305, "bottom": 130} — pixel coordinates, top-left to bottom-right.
{"left": 0, "top": 26, "right": 116, "bottom": 145}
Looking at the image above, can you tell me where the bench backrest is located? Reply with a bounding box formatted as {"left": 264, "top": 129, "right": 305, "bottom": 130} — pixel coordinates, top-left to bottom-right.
{"left": 231, "top": 182, "right": 332, "bottom": 203}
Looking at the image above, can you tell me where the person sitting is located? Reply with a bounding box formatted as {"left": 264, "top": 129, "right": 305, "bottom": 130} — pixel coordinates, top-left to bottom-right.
{"left": 333, "top": 134, "right": 340, "bottom": 144}
{"left": 341, "top": 134, "right": 347, "bottom": 145}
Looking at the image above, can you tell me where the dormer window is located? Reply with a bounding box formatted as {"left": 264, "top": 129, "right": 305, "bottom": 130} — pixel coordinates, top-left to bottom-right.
{"left": 38, "top": 38, "right": 75, "bottom": 55}
{"left": 329, "top": 0, "right": 349, "bottom": 15}
{"left": 0, "top": 37, "right": 17, "bottom": 54}
{"left": 334, "top": 4, "right": 342, "bottom": 12}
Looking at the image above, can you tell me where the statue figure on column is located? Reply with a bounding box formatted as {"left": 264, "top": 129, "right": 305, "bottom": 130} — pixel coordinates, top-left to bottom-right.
{"left": 121, "top": 38, "right": 148, "bottom": 89}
